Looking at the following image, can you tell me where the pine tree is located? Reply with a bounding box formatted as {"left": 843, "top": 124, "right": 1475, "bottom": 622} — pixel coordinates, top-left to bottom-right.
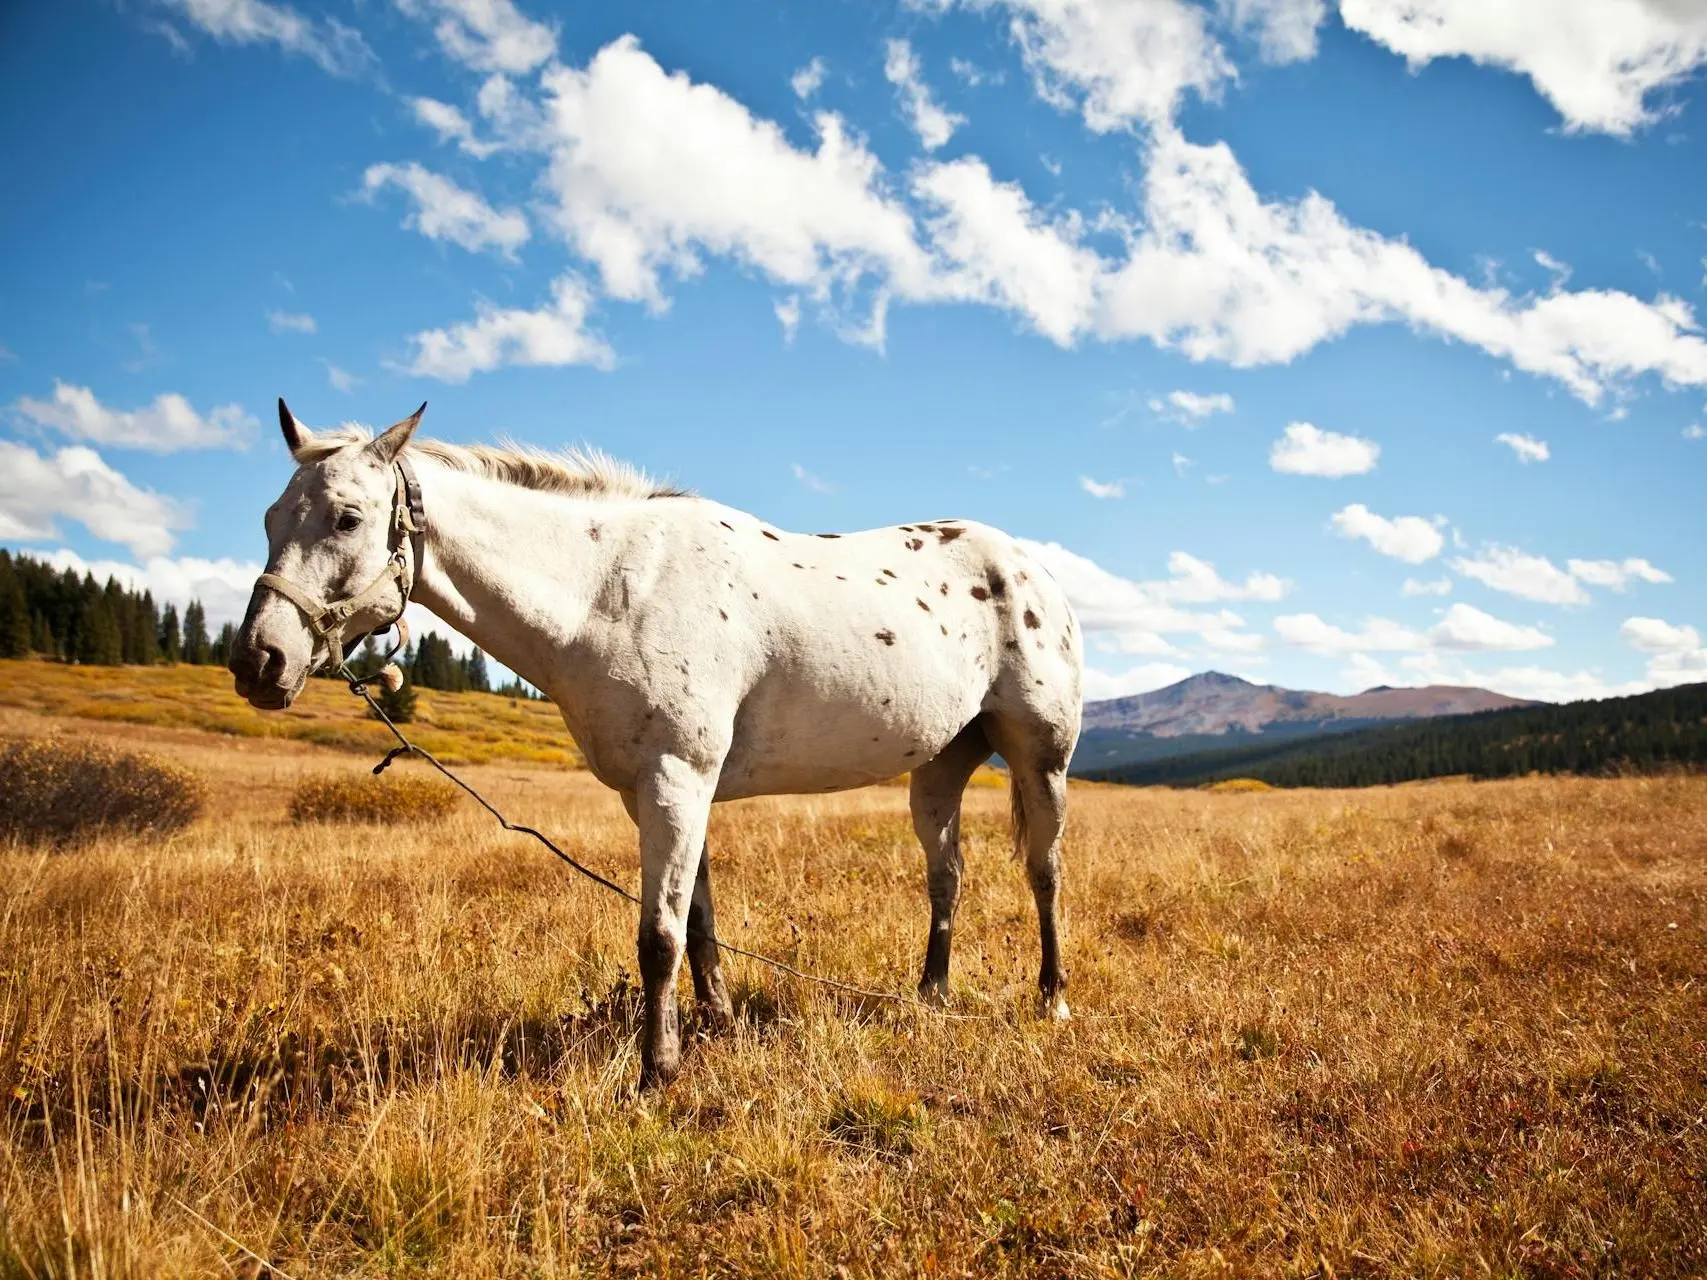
{"left": 464, "top": 648, "right": 490, "bottom": 693}
{"left": 0, "top": 570, "right": 28, "bottom": 659}
{"left": 31, "top": 613, "right": 55, "bottom": 658}
{"left": 371, "top": 675, "right": 418, "bottom": 723}
{"left": 159, "top": 605, "right": 181, "bottom": 663}
{"left": 210, "top": 621, "right": 237, "bottom": 668}
{"left": 183, "top": 601, "right": 211, "bottom": 665}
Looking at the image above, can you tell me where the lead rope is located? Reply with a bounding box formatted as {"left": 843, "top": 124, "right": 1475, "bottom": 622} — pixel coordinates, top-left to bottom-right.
{"left": 336, "top": 655, "right": 998, "bottom": 1019}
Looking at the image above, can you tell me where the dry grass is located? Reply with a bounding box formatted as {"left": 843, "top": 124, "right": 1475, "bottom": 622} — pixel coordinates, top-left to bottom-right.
{"left": 0, "top": 658, "right": 582, "bottom": 767}
{"left": 2, "top": 712, "right": 1704, "bottom": 1277}
{"left": 290, "top": 772, "right": 463, "bottom": 825}
{"left": 1202, "top": 778, "right": 1274, "bottom": 794}
{"left": 0, "top": 737, "right": 204, "bottom": 847}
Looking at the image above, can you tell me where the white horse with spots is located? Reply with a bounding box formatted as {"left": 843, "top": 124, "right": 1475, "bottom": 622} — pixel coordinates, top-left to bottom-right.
{"left": 230, "top": 403, "right": 1083, "bottom": 1086}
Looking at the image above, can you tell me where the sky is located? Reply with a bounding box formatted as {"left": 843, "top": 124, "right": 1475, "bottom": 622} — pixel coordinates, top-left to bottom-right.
{"left": 2, "top": 0, "right": 1705, "bottom": 704}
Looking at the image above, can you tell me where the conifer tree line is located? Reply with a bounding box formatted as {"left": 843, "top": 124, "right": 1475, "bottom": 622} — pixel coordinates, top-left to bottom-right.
{"left": 1081, "top": 680, "right": 1707, "bottom": 789}
{"left": 2, "top": 549, "right": 538, "bottom": 700}
{"left": 0, "top": 549, "right": 229, "bottom": 667}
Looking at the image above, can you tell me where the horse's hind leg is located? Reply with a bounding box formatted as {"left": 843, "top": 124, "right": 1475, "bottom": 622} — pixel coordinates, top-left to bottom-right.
{"left": 685, "top": 843, "right": 734, "bottom": 1030}
{"left": 984, "top": 718, "right": 1073, "bottom": 1020}
{"left": 909, "top": 718, "right": 992, "bottom": 1005}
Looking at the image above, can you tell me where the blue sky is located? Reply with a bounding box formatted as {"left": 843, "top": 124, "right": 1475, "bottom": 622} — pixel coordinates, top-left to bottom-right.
{"left": 2, "top": 0, "right": 1705, "bottom": 702}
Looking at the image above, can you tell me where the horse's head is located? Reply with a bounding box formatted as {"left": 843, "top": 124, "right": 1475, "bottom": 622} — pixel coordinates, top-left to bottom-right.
{"left": 228, "top": 399, "right": 424, "bottom": 710}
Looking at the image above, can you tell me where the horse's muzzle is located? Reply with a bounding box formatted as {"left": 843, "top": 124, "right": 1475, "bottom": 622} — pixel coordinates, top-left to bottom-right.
{"left": 229, "top": 643, "right": 301, "bottom": 710}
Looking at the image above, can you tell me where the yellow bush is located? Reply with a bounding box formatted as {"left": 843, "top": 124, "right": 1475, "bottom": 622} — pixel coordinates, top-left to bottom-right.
{"left": 0, "top": 737, "right": 205, "bottom": 847}
{"left": 289, "top": 772, "right": 461, "bottom": 824}
{"left": 1204, "top": 777, "right": 1275, "bottom": 794}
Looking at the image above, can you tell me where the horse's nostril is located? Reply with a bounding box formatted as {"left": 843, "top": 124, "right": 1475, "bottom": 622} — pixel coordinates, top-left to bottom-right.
{"left": 259, "top": 645, "right": 287, "bottom": 681}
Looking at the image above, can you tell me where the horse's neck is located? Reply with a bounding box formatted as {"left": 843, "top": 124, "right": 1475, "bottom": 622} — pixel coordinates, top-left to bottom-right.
{"left": 406, "top": 463, "right": 613, "bottom": 691}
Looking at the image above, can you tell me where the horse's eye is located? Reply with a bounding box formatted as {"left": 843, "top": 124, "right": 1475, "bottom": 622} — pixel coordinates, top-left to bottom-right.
{"left": 336, "top": 510, "right": 362, "bottom": 532}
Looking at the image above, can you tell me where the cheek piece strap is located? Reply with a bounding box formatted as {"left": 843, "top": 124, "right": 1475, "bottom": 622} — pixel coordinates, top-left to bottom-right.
{"left": 252, "top": 456, "right": 426, "bottom": 675}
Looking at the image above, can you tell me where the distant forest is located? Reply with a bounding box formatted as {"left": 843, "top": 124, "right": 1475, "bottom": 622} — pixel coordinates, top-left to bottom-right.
{"left": 1080, "top": 681, "right": 1707, "bottom": 789}
{"left": 0, "top": 549, "right": 534, "bottom": 698}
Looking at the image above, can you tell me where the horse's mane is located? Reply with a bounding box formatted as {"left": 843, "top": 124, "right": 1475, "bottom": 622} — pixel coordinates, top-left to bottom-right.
{"left": 291, "top": 426, "right": 690, "bottom": 500}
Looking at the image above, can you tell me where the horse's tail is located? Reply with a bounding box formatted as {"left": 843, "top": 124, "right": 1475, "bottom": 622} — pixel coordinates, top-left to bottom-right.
{"left": 1009, "top": 766, "right": 1028, "bottom": 862}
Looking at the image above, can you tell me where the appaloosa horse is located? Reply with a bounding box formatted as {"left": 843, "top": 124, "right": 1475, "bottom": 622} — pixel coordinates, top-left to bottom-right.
{"left": 230, "top": 402, "right": 1084, "bottom": 1086}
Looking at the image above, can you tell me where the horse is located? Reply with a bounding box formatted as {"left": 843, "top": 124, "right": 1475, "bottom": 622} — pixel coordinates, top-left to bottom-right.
{"left": 229, "top": 401, "right": 1084, "bottom": 1087}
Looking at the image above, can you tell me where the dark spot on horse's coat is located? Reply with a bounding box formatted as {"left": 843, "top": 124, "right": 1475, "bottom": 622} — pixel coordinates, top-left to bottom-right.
{"left": 899, "top": 525, "right": 914, "bottom": 532}
{"left": 882, "top": 697, "right": 891, "bottom": 706}
{"left": 1017, "top": 571, "right": 1029, "bottom": 584}
{"left": 906, "top": 537, "right": 924, "bottom": 551}
{"left": 876, "top": 577, "right": 889, "bottom": 586}
{"left": 1036, "top": 639, "right": 1045, "bottom": 650}
{"left": 939, "top": 583, "right": 949, "bottom": 596}
{"left": 792, "top": 562, "right": 804, "bottom": 569}
{"left": 905, "top": 750, "right": 917, "bottom": 758}
{"left": 970, "top": 586, "right": 990, "bottom": 601}
{"left": 940, "top": 624, "right": 948, "bottom": 635}
{"left": 587, "top": 525, "right": 601, "bottom": 541}
{"left": 1005, "top": 640, "right": 1020, "bottom": 651}
{"left": 719, "top": 520, "right": 734, "bottom": 531}
{"left": 836, "top": 574, "right": 847, "bottom": 581}
{"left": 719, "top": 609, "right": 728, "bottom": 621}
{"left": 1035, "top": 678, "right": 1045, "bottom": 686}
{"left": 937, "top": 527, "right": 964, "bottom": 543}
{"left": 762, "top": 530, "right": 779, "bottom": 540}
{"left": 816, "top": 532, "right": 841, "bottom": 538}
{"left": 1024, "top": 608, "right": 1041, "bottom": 629}
{"left": 875, "top": 629, "right": 896, "bottom": 645}
{"left": 752, "top": 592, "right": 760, "bottom": 599}
{"left": 916, "top": 598, "right": 931, "bottom": 612}
{"left": 988, "top": 573, "right": 1007, "bottom": 599}
{"left": 882, "top": 568, "right": 898, "bottom": 579}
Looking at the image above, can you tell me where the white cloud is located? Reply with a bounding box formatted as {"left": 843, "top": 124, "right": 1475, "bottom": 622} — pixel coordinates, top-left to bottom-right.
{"left": 1685, "top": 423, "right": 1705, "bottom": 440}
{"left": 1339, "top": 0, "right": 1707, "bottom": 137}
{"left": 0, "top": 442, "right": 190, "bottom": 558}
{"left": 884, "top": 38, "right": 966, "bottom": 150}
{"left": 1093, "top": 129, "right": 1707, "bottom": 405}
{"left": 1533, "top": 249, "right": 1572, "bottom": 290}
{"left": 409, "top": 96, "right": 502, "bottom": 158}
{"left": 404, "top": 274, "right": 615, "bottom": 382}
{"left": 791, "top": 56, "right": 827, "bottom": 99}
{"left": 911, "top": 158, "right": 1103, "bottom": 345}
{"left": 362, "top": 161, "right": 529, "bottom": 259}
{"left": 267, "top": 309, "right": 316, "bottom": 335}
{"left": 14, "top": 381, "right": 256, "bottom": 452}
{"left": 1403, "top": 577, "right": 1452, "bottom": 597}
{"left": 1451, "top": 545, "right": 1587, "bottom": 604}
{"left": 321, "top": 360, "right": 359, "bottom": 393}
{"left": 1220, "top": 0, "right": 1327, "bottom": 63}
{"left": 1566, "top": 557, "right": 1672, "bottom": 589}
{"left": 791, "top": 463, "right": 835, "bottom": 493}
{"left": 1495, "top": 431, "right": 1549, "bottom": 463}
{"left": 534, "top": 36, "right": 935, "bottom": 319}
{"left": 1276, "top": 602, "right": 1550, "bottom": 655}
{"left": 1621, "top": 616, "right": 1701, "bottom": 653}
{"left": 161, "top": 0, "right": 373, "bottom": 76}
{"left": 1081, "top": 661, "right": 1194, "bottom": 701}
{"left": 1158, "top": 550, "right": 1286, "bottom": 603}
{"left": 27, "top": 548, "right": 261, "bottom": 627}
{"left": 395, "top": 0, "right": 556, "bottom": 74}
{"left": 1080, "top": 476, "right": 1124, "bottom": 499}
{"left": 1269, "top": 422, "right": 1380, "bottom": 476}
{"left": 1018, "top": 539, "right": 1273, "bottom": 658}
{"left": 1428, "top": 602, "right": 1552, "bottom": 652}
{"left": 952, "top": 0, "right": 1234, "bottom": 131}
{"left": 1331, "top": 503, "right": 1444, "bottom": 563}
{"left": 775, "top": 295, "right": 801, "bottom": 343}
{"left": 950, "top": 57, "right": 989, "bottom": 86}
{"left": 1147, "top": 388, "right": 1235, "bottom": 425}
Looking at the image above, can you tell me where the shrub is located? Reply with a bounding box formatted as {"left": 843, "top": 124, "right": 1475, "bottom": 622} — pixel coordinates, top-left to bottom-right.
{"left": 0, "top": 737, "right": 204, "bottom": 847}
{"left": 289, "top": 771, "right": 460, "bottom": 824}
{"left": 1204, "top": 777, "right": 1274, "bottom": 794}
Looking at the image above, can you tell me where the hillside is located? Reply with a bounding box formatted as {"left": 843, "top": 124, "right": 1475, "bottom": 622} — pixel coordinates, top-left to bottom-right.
{"left": 1080, "top": 680, "right": 1707, "bottom": 789}
{"left": 0, "top": 658, "right": 583, "bottom": 767}
{"left": 1074, "top": 671, "right": 1532, "bottom": 773}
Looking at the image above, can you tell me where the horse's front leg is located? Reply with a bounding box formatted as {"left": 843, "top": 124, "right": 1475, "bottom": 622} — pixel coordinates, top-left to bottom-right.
{"left": 685, "top": 843, "right": 735, "bottom": 1031}
{"left": 633, "top": 755, "right": 718, "bottom": 1090}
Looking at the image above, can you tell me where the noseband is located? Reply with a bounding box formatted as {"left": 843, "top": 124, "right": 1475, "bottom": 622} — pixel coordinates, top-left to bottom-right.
{"left": 252, "top": 457, "right": 427, "bottom": 664}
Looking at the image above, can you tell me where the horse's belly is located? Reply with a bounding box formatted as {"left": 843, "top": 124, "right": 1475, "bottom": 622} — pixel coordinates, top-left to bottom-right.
{"left": 714, "top": 667, "right": 980, "bottom": 799}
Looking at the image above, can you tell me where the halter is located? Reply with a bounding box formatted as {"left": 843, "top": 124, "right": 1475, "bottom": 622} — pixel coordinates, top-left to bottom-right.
{"left": 252, "top": 455, "right": 427, "bottom": 668}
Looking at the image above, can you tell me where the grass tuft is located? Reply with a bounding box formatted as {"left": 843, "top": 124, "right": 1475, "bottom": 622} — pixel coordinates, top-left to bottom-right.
{"left": 289, "top": 771, "right": 461, "bottom": 824}
{"left": 0, "top": 736, "right": 203, "bottom": 846}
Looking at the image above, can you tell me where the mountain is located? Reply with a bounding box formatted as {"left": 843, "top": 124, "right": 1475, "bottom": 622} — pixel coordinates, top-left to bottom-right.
{"left": 1077, "top": 681, "right": 1707, "bottom": 790}
{"left": 1072, "top": 671, "right": 1535, "bottom": 774}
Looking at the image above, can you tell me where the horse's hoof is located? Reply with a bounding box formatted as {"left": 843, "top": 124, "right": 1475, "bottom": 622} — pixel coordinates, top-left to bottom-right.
{"left": 1037, "top": 994, "right": 1071, "bottom": 1022}
{"left": 917, "top": 981, "right": 950, "bottom": 1008}
{"left": 638, "top": 1051, "right": 682, "bottom": 1091}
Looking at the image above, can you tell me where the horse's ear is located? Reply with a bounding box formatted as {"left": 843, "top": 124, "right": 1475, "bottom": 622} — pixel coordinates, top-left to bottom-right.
{"left": 367, "top": 402, "right": 426, "bottom": 465}
{"left": 278, "top": 398, "right": 311, "bottom": 457}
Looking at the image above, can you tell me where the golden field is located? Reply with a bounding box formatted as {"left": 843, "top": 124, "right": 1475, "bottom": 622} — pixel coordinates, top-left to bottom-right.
{"left": 1, "top": 666, "right": 1704, "bottom": 1277}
